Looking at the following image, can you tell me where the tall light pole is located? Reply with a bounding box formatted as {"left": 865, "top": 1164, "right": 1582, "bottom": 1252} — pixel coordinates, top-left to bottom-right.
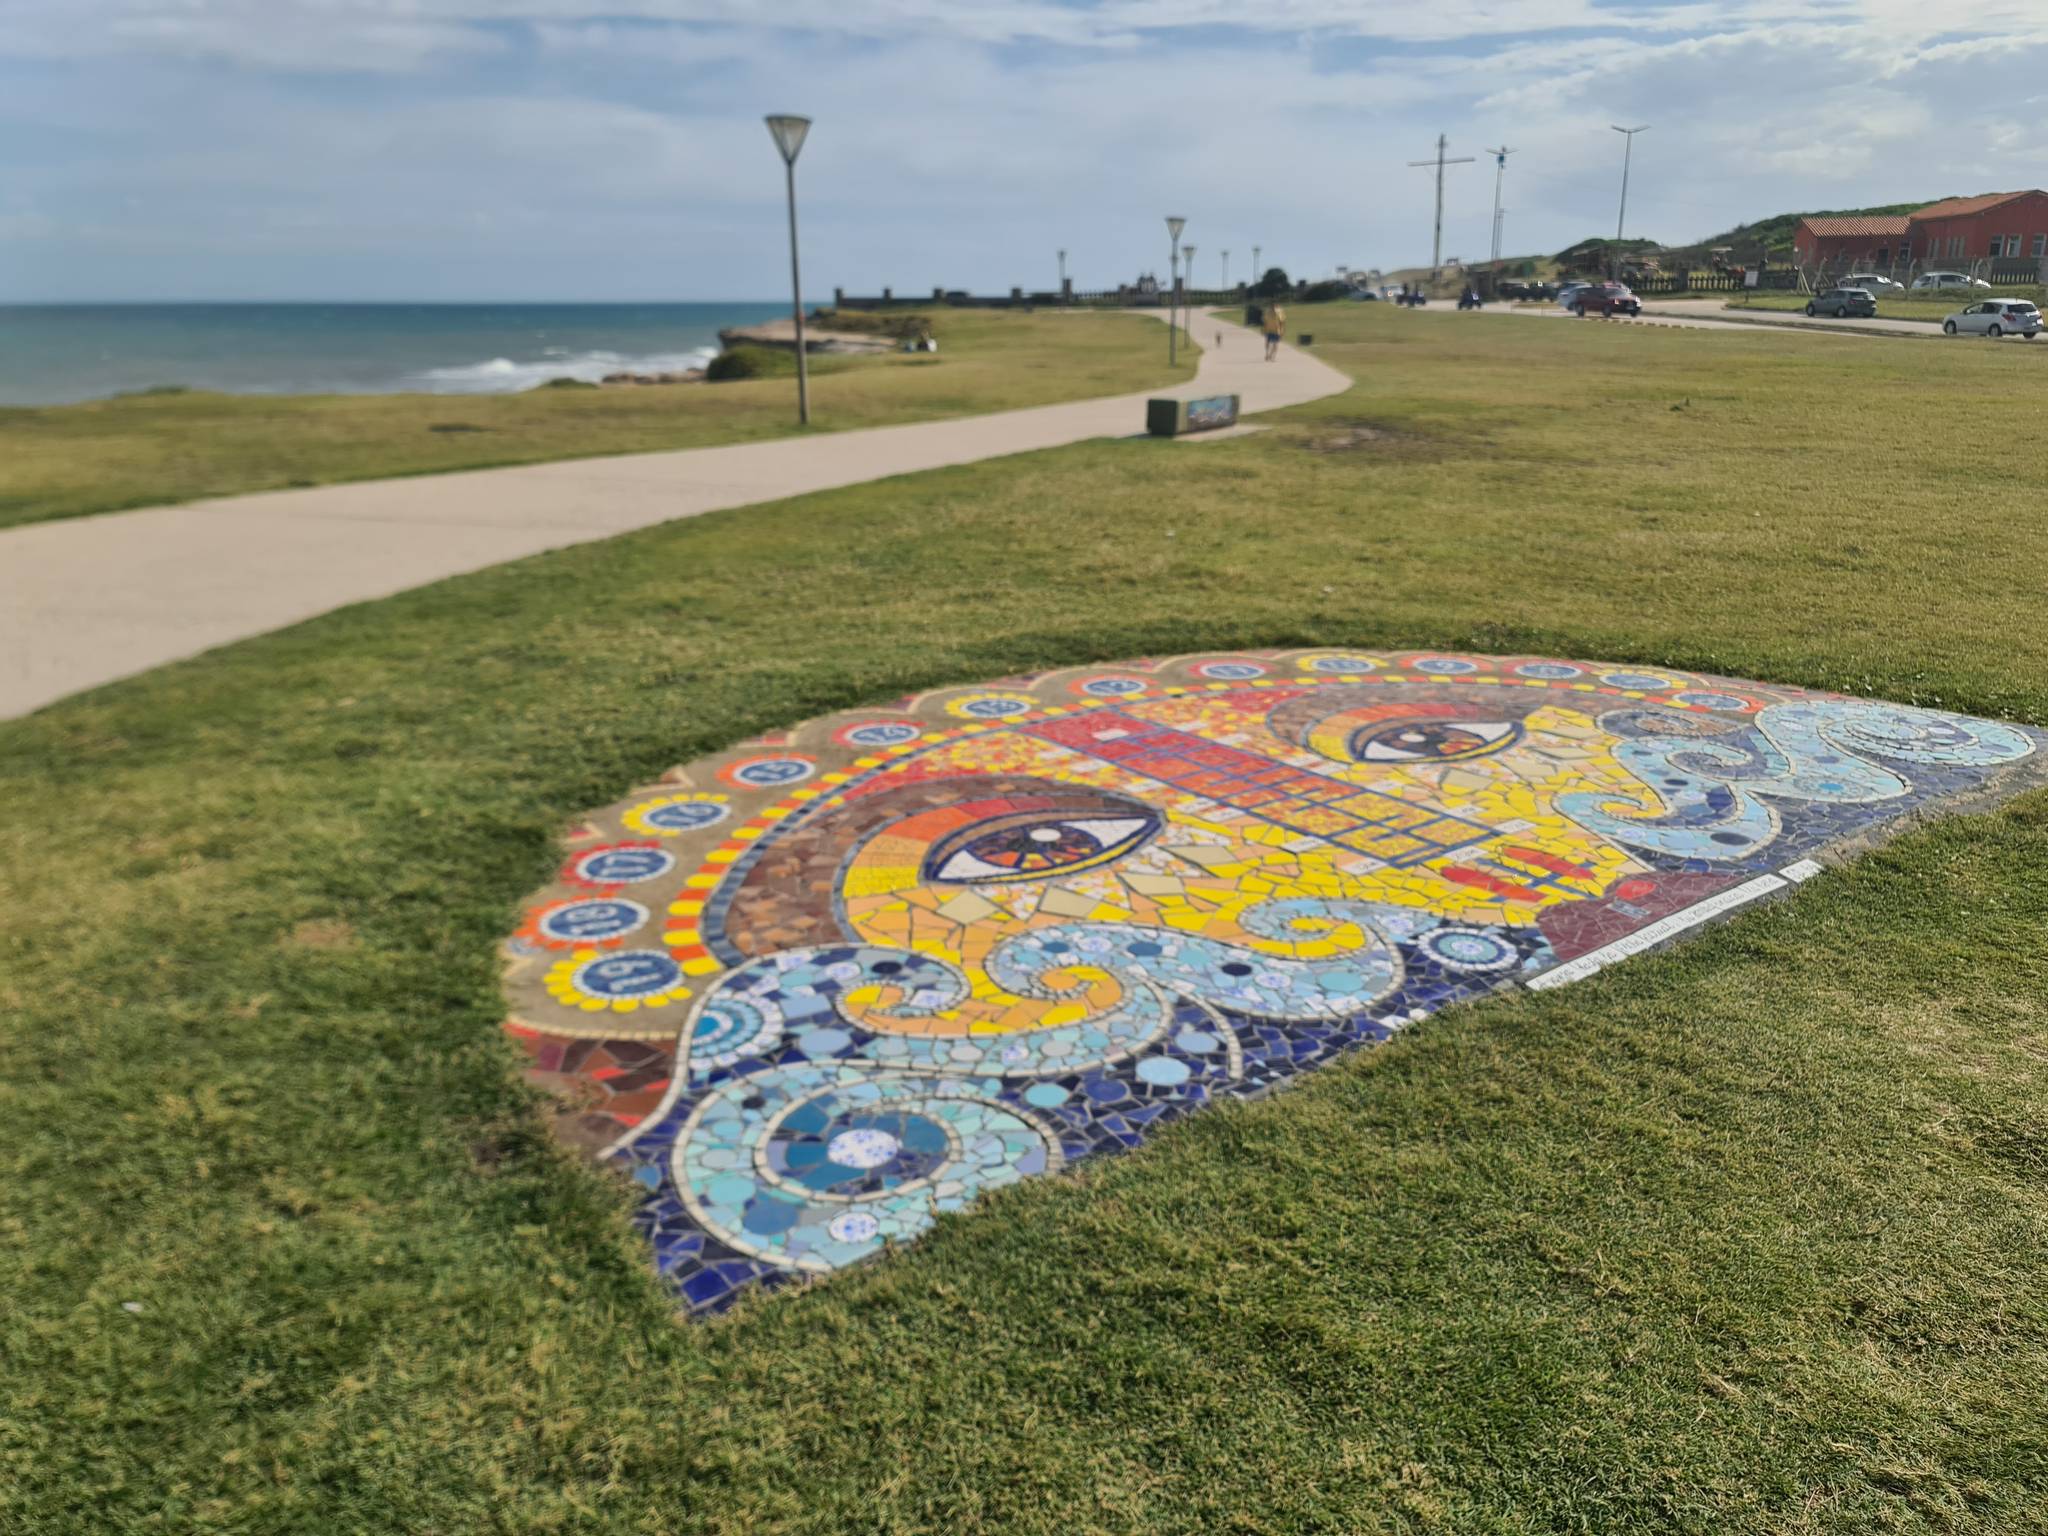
{"left": 1408, "top": 133, "right": 1475, "bottom": 282}
{"left": 764, "top": 113, "right": 812, "bottom": 426}
{"left": 1484, "top": 145, "right": 1516, "bottom": 269}
{"left": 1221, "top": 249, "right": 1230, "bottom": 290}
{"left": 1252, "top": 244, "right": 1261, "bottom": 289}
{"left": 1058, "top": 248, "right": 1067, "bottom": 294}
{"left": 1182, "top": 243, "right": 1196, "bottom": 345}
{"left": 1165, "top": 216, "right": 1185, "bottom": 364}
{"left": 1612, "top": 124, "right": 1649, "bottom": 247}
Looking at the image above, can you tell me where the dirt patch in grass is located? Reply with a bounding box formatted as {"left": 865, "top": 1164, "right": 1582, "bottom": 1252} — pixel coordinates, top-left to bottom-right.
{"left": 1298, "top": 418, "right": 1439, "bottom": 460}
{"left": 283, "top": 917, "right": 355, "bottom": 950}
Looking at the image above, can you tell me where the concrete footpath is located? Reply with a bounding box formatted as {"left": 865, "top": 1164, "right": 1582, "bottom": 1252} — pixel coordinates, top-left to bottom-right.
{"left": 0, "top": 311, "right": 1347, "bottom": 720}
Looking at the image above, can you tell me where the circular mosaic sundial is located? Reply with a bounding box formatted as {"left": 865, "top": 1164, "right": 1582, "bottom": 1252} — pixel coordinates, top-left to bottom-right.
{"left": 500, "top": 649, "right": 2043, "bottom": 1314}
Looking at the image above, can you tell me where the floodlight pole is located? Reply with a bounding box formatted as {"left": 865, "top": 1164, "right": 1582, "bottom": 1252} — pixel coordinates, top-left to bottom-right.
{"left": 1183, "top": 243, "right": 1196, "bottom": 346}
{"left": 1221, "top": 249, "right": 1229, "bottom": 290}
{"left": 1613, "top": 124, "right": 1649, "bottom": 247}
{"left": 765, "top": 114, "right": 813, "bottom": 425}
{"left": 1165, "top": 216, "right": 1186, "bottom": 364}
{"left": 1484, "top": 146, "right": 1516, "bottom": 268}
{"left": 1252, "top": 244, "right": 1261, "bottom": 290}
{"left": 1058, "top": 248, "right": 1067, "bottom": 297}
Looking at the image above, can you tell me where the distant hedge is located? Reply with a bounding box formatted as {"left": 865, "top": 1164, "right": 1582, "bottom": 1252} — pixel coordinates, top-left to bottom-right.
{"left": 705, "top": 346, "right": 798, "bottom": 382}
{"left": 812, "top": 309, "right": 934, "bottom": 340}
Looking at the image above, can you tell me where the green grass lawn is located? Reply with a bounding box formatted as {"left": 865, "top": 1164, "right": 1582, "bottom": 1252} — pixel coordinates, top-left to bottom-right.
{"left": 0, "top": 308, "right": 1193, "bottom": 531}
{"left": 8, "top": 304, "right": 2048, "bottom": 1533}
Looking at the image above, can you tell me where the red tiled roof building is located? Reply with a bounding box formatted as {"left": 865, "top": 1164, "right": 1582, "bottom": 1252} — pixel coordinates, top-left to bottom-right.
{"left": 1790, "top": 215, "right": 1911, "bottom": 269}
{"left": 1793, "top": 192, "right": 2048, "bottom": 273}
{"left": 1906, "top": 191, "right": 2048, "bottom": 266}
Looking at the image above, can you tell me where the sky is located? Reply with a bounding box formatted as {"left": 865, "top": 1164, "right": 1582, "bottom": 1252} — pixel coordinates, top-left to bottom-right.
{"left": 4, "top": 1, "right": 2047, "bottom": 302}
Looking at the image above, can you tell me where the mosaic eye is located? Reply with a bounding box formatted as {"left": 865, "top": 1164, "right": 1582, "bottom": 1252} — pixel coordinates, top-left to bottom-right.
{"left": 926, "top": 814, "right": 1159, "bottom": 883}
{"left": 1350, "top": 718, "right": 1522, "bottom": 763}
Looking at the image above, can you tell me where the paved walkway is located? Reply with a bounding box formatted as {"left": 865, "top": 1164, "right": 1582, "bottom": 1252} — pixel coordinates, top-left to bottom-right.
{"left": 0, "top": 311, "right": 1347, "bottom": 720}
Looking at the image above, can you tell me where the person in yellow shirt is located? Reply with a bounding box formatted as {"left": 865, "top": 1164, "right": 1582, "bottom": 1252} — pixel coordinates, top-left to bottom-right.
{"left": 1261, "top": 301, "right": 1286, "bottom": 360}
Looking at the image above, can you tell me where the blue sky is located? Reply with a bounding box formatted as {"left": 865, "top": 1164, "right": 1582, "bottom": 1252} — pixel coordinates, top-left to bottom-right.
{"left": 3, "top": 1, "right": 2046, "bottom": 301}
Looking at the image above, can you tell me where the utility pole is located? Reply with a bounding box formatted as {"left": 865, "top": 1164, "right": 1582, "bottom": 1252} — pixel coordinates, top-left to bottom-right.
{"left": 1221, "top": 249, "right": 1229, "bottom": 290}
{"left": 1057, "top": 248, "right": 1067, "bottom": 292}
{"left": 1484, "top": 145, "right": 1516, "bottom": 268}
{"left": 1252, "top": 244, "right": 1261, "bottom": 288}
{"left": 1408, "top": 134, "right": 1474, "bottom": 282}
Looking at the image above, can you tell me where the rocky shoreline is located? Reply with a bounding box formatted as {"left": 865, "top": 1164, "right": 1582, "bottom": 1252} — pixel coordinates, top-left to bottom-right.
{"left": 592, "top": 315, "right": 898, "bottom": 387}
{"left": 600, "top": 368, "right": 706, "bottom": 386}
{"left": 716, "top": 320, "right": 893, "bottom": 355}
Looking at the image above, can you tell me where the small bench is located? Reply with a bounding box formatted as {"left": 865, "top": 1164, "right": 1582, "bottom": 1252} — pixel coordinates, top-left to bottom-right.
{"left": 1147, "top": 393, "right": 1241, "bottom": 437}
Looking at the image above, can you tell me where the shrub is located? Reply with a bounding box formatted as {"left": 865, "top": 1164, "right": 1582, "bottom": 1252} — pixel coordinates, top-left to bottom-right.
{"left": 1301, "top": 280, "right": 1351, "bottom": 302}
{"left": 539, "top": 377, "right": 597, "bottom": 390}
{"left": 705, "top": 346, "right": 798, "bottom": 382}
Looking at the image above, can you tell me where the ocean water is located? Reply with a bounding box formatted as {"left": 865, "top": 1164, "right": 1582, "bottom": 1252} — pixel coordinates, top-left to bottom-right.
{"left": 0, "top": 302, "right": 796, "bottom": 406}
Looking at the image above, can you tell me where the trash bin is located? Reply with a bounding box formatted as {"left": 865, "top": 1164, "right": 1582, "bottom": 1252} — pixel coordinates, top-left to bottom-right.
{"left": 1296, "top": 333, "right": 1314, "bottom": 346}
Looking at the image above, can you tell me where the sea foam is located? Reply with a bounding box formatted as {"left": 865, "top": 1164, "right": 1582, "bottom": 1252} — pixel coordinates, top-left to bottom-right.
{"left": 413, "top": 347, "right": 719, "bottom": 393}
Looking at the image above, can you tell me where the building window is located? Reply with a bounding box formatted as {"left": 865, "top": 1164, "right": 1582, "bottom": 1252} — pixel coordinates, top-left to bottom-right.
{"left": 1989, "top": 235, "right": 2007, "bottom": 258}
{"left": 1950, "top": 235, "right": 1966, "bottom": 259}
{"left": 2033, "top": 235, "right": 2046, "bottom": 258}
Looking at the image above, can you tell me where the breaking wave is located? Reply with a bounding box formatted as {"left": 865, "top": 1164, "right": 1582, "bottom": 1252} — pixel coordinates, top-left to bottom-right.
{"left": 412, "top": 346, "right": 720, "bottom": 393}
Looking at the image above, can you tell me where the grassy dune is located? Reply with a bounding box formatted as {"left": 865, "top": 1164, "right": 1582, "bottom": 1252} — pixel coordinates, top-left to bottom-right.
{"left": 0, "top": 308, "right": 1193, "bottom": 531}
{"left": 5, "top": 304, "right": 2048, "bottom": 1533}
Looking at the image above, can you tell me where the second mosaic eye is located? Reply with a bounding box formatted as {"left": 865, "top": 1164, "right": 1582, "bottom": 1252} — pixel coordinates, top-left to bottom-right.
{"left": 925, "top": 814, "right": 1160, "bottom": 882}
{"left": 1350, "top": 718, "right": 1523, "bottom": 763}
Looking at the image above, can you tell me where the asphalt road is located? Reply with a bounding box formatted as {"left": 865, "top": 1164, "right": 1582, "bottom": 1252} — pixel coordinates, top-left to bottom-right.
{"left": 1430, "top": 294, "right": 2045, "bottom": 345}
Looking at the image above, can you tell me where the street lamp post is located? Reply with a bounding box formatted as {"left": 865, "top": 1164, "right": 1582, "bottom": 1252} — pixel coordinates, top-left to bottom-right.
{"left": 764, "top": 113, "right": 812, "bottom": 426}
{"left": 1221, "top": 249, "right": 1229, "bottom": 291}
{"left": 1612, "top": 124, "right": 1649, "bottom": 271}
{"left": 1165, "top": 216, "right": 1185, "bottom": 364}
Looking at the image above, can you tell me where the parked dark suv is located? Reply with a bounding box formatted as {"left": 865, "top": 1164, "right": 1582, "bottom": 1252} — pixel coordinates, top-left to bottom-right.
{"left": 1806, "top": 286, "right": 1877, "bottom": 318}
{"left": 1571, "top": 283, "right": 1641, "bottom": 317}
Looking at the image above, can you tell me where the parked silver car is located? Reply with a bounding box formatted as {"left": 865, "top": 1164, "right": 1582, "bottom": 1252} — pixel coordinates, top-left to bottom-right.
{"left": 1913, "top": 271, "right": 1992, "bottom": 292}
{"left": 1842, "top": 272, "right": 1905, "bottom": 295}
{"left": 1807, "top": 286, "right": 1877, "bottom": 318}
{"left": 1942, "top": 299, "right": 2043, "bottom": 337}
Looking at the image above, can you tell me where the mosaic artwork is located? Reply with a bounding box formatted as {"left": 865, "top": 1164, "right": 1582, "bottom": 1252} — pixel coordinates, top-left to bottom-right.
{"left": 500, "top": 650, "right": 2045, "bottom": 1314}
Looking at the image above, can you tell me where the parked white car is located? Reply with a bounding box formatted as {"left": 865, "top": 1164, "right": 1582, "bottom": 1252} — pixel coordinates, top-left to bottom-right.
{"left": 1942, "top": 299, "right": 2043, "bottom": 338}
{"left": 1843, "top": 272, "right": 1905, "bottom": 295}
{"left": 1913, "top": 271, "right": 1992, "bottom": 292}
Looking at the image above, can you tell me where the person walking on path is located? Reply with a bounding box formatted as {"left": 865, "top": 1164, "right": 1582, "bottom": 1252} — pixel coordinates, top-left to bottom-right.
{"left": 1262, "top": 301, "right": 1286, "bottom": 360}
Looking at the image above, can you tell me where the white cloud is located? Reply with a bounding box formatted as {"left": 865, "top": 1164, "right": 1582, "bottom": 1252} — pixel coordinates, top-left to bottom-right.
{"left": 6, "top": 1, "right": 2048, "bottom": 299}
